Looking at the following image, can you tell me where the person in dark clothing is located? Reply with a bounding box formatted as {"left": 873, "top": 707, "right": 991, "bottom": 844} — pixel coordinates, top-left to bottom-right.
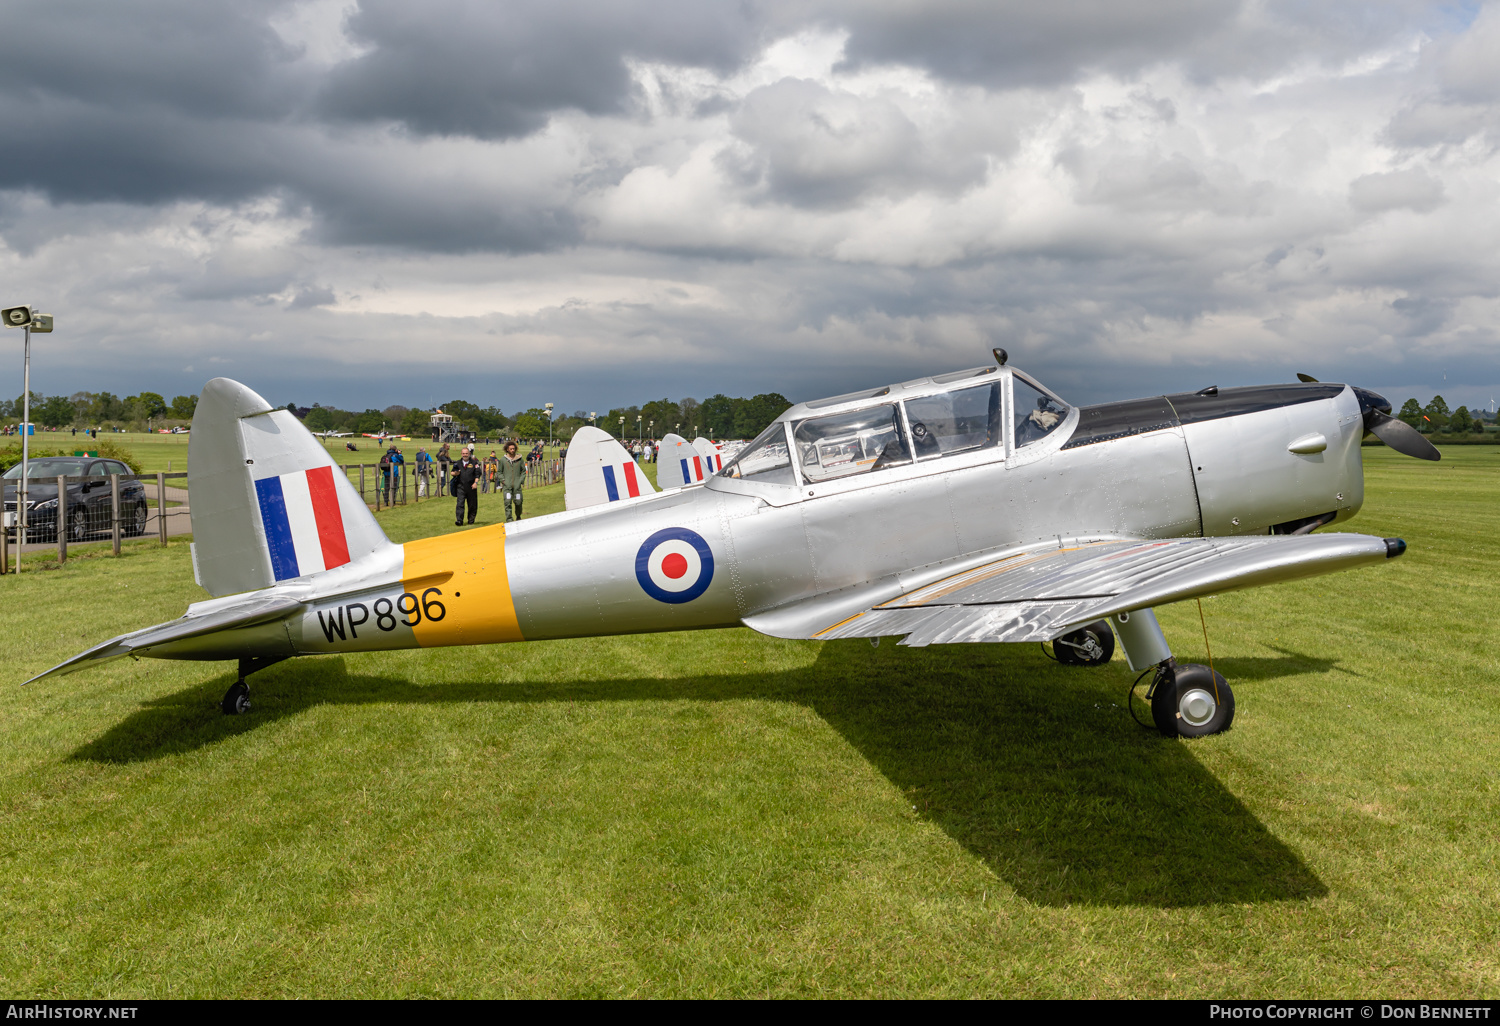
{"left": 452, "top": 446, "right": 482, "bottom": 525}
{"left": 437, "top": 442, "right": 452, "bottom": 487}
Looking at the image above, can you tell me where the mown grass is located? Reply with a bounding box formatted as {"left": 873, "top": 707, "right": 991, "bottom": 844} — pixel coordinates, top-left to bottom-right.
{"left": 0, "top": 448, "right": 1496, "bottom": 997}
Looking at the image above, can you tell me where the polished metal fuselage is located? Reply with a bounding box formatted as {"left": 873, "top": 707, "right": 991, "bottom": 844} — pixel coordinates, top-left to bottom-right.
{"left": 165, "top": 374, "right": 1370, "bottom": 662}
{"left": 494, "top": 378, "right": 1367, "bottom": 641}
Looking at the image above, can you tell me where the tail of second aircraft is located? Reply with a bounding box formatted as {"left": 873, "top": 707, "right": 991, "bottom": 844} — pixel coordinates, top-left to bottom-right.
{"left": 188, "top": 378, "right": 394, "bottom": 597}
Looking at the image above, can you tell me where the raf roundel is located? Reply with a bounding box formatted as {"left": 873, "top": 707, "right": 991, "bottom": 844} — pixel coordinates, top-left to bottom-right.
{"left": 635, "top": 527, "right": 715, "bottom": 604}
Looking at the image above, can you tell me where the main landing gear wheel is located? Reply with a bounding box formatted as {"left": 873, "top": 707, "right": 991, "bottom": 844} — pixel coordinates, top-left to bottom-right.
{"left": 221, "top": 681, "right": 250, "bottom": 715}
{"left": 1150, "top": 663, "right": 1234, "bottom": 737}
{"left": 1053, "top": 620, "right": 1115, "bottom": 667}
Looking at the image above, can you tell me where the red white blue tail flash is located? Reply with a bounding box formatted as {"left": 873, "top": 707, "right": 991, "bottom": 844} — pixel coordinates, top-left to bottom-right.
{"left": 255, "top": 466, "right": 351, "bottom": 580}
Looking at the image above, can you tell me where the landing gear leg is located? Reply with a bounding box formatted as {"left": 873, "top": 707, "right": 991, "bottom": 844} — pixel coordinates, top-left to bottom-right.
{"left": 220, "top": 655, "right": 288, "bottom": 715}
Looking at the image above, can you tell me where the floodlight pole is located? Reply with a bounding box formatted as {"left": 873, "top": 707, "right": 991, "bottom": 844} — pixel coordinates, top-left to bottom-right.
{"left": 16, "top": 324, "right": 31, "bottom": 572}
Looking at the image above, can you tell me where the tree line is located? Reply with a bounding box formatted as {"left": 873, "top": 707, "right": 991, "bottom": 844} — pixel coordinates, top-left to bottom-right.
{"left": 1398, "top": 396, "right": 1495, "bottom": 435}
{"left": 291, "top": 391, "right": 794, "bottom": 442}
{"left": 1, "top": 390, "right": 196, "bottom": 430}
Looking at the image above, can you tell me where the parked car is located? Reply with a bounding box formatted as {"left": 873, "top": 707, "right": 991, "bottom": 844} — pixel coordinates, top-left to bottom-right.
{"left": 2, "top": 457, "right": 149, "bottom": 542}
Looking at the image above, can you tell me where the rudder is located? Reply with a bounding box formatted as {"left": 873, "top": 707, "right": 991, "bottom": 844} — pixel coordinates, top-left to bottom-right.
{"left": 189, "top": 378, "right": 393, "bottom": 597}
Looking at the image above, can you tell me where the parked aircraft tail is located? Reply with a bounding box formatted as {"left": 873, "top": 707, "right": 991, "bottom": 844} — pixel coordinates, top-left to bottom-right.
{"left": 188, "top": 378, "right": 395, "bottom": 598}
{"left": 656, "top": 433, "right": 709, "bottom": 491}
{"left": 693, "top": 437, "right": 725, "bottom": 474}
{"left": 563, "top": 426, "right": 658, "bottom": 510}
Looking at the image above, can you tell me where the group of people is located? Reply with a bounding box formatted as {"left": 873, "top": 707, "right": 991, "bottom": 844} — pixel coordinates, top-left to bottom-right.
{"left": 375, "top": 440, "right": 529, "bottom": 526}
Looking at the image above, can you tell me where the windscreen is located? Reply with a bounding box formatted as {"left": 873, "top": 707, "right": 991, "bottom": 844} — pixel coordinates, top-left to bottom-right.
{"left": 1014, "top": 378, "right": 1070, "bottom": 448}
{"left": 2, "top": 460, "right": 90, "bottom": 479}
{"left": 902, "top": 383, "right": 1001, "bottom": 459}
{"left": 793, "top": 404, "right": 908, "bottom": 483}
{"left": 718, "top": 422, "right": 793, "bottom": 484}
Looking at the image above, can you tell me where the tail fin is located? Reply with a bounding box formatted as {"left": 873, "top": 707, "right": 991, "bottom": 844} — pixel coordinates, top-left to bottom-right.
{"left": 657, "top": 433, "right": 708, "bottom": 491}
{"left": 564, "top": 426, "right": 658, "bottom": 510}
{"left": 188, "top": 378, "right": 393, "bottom": 597}
{"left": 693, "top": 437, "right": 725, "bottom": 474}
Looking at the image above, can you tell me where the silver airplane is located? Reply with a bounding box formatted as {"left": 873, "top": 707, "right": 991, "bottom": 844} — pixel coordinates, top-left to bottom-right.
{"left": 27, "top": 350, "right": 1437, "bottom": 737}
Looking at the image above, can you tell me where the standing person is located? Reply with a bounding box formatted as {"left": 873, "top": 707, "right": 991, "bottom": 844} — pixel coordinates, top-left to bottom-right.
{"left": 390, "top": 445, "right": 406, "bottom": 503}
{"left": 451, "top": 445, "right": 482, "bottom": 526}
{"left": 497, "top": 440, "right": 526, "bottom": 522}
{"left": 484, "top": 450, "right": 499, "bottom": 494}
{"left": 415, "top": 447, "right": 432, "bottom": 497}
{"left": 437, "top": 442, "right": 451, "bottom": 485}
{"left": 378, "top": 446, "right": 394, "bottom": 504}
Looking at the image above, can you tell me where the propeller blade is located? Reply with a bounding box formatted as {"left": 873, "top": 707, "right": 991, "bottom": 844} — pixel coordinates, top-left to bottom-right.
{"left": 1296, "top": 372, "right": 1319, "bottom": 383}
{"left": 1365, "top": 410, "right": 1441, "bottom": 461}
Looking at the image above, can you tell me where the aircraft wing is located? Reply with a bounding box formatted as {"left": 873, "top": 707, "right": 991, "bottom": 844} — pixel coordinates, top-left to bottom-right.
{"left": 743, "top": 533, "right": 1402, "bottom": 646}
{"left": 24, "top": 594, "right": 305, "bottom": 684}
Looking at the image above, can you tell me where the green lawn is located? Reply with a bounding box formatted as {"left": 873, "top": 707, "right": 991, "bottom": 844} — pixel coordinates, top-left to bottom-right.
{"left": 0, "top": 448, "right": 1496, "bottom": 997}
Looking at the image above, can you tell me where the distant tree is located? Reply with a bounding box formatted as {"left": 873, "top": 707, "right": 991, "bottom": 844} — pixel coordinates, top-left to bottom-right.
{"left": 474, "top": 406, "right": 507, "bottom": 433}
{"left": 512, "top": 408, "right": 550, "bottom": 439}
{"left": 399, "top": 407, "right": 431, "bottom": 436}
{"left": 441, "top": 399, "right": 481, "bottom": 424}
{"left": 304, "top": 407, "right": 334, "bottom": 432}
{"left": 1423, "top": 395, "right": 1450, "bottom": 433}
{"left": 1398, "top": 399, "right": 1422, "bottom": 427}
{"left": 38, "top": 394, "right": 73, "bottom": 427}
{"left": 90, "top": 392, "right": 124, "bottom": 422}
{"left": 382, "top": 405, "right": 409, "bottom": 425}
{"left": 1450, "top": 406, "right": 1473, "bottom": 434}
{"left": 351, "top": 409, "right": 385, "bottom": 434}
{"left": 136, "top": 391, "right": 169, "bottom": 419}
{"left": 170, "top": 394, "right": 197, "bottom": 419}
{"left": 1473, "top": 415, "right": 1487, "bottom": 434}
{"left": 700, "top": 394, "right": 735, "bottom": 438}
{"left": 733, "top": 393, "right": 792, "bottom": 439}
{"left": 640, "top": 398, "right": 679, "bottom": 437}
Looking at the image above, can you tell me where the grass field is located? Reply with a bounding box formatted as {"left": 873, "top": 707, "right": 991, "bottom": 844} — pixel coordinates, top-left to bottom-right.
{"left": 0, "top": 448, "right": 1496, "bottom": 997}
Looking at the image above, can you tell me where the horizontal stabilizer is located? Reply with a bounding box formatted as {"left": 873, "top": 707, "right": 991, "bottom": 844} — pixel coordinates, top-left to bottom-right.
{"left": 24, "top": 594, "right": 305, "bottom": 685}
{"left": 564, "top": 426, "right": 658, "bottom": 510}
{"left": 745, "top": 533, "right": 1400, "bottom": 647}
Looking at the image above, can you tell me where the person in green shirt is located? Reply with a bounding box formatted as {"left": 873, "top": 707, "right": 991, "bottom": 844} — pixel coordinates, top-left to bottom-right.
{"left": 497, "top": 440, "right": 527, "bottom": 522}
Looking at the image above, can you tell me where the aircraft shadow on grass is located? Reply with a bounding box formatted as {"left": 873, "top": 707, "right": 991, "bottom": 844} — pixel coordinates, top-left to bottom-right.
{"left": 74, "top": 641, "right": 1333, "bottom": 909}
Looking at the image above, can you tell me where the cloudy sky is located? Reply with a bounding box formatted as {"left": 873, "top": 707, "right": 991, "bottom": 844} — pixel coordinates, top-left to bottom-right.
{"left": 2, "top": 0, "right": 1497, "bottom": 415}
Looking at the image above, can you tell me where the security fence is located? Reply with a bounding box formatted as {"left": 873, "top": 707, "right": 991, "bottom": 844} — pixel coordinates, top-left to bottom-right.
{"left": 1, "top": 471, "right": 188, "bottom": 572}
{"left": 338, "top": 457, "right": 563, "bottom": 509}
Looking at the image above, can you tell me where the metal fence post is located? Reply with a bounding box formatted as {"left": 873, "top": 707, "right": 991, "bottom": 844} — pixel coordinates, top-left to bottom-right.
{"left": 359, "top": 464, "right": 366, "bottom": 505}
{"left": 402, "top": 465, "right": 408, "bottom": 505}
{"left": 157, "top": 472, "right": 168, "bottom": 546}
{"left": 110, "top": 473, "right": 121, "bottom": 556}
{"left": 57, "top": 474, "right": 68, "bottom": 564}
{"left": 0, "top": 510, "right": 7, "bottom": 573}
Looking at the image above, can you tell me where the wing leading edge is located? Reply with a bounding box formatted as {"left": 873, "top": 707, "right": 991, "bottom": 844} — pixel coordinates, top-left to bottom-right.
{"left": 743, "top": 533, "right": 1404, "bottom": 647}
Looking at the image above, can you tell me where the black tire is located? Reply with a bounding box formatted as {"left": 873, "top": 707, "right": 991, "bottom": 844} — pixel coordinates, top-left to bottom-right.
{"left": 221, "top": 681, "right": 250, "bottom": 715}
{"left": 68, "top": 507, "right": 88, "bottom": 543}
{"left": 128, "top": 501, "right": 147, "bottom": 537}
{"left": 1054, "top": 620, "right": 1115, "bottom": 666}
{"left": 1151, "top": 663, "right": 1233, "bottom": 737}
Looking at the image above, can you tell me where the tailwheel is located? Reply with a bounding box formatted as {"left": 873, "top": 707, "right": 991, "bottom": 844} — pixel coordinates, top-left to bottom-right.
{"left": 221, "top": 681, "right": 251, "bottom": 715}
{"left": 1053, "top": 620, "right": 1115, "bottom": 667}
{"left": 1149, "top": 662, "right": 1233, "bottom": 737}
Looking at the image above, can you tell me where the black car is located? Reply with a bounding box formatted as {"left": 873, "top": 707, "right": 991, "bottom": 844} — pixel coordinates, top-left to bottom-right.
{"left": 2, "top": 457, "right": 149, "bottom": 542}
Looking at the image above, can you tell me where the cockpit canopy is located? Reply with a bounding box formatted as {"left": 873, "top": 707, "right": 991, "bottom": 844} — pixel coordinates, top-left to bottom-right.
{"left": 719, "top": 364, "right": 1070, "bottom": 487}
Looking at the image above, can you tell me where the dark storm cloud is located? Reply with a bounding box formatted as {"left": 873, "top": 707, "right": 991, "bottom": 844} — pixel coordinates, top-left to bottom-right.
{"left": 0, "top": 0, "right": 303, "bottom": 118}
{"left": 318, "top": 0, "right": 770, "bottom": 138}
{"left": 831, "top": 0, "right": 1238, "bottom": 89}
